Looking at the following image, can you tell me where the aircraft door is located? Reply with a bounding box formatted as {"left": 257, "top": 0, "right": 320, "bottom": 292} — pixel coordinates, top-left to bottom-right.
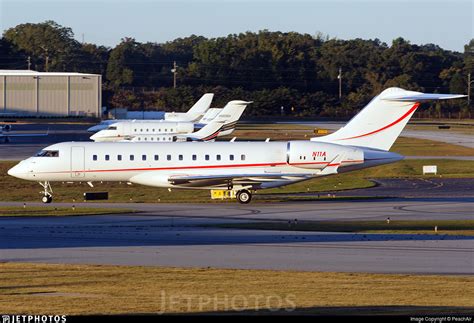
{"left": 70, "top": 146, "right": 85, "bottom": 178}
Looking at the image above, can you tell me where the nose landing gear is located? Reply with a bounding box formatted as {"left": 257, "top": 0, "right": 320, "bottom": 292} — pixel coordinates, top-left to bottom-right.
{"left": 39, "top": 181, "right": 53, "bottom": 203}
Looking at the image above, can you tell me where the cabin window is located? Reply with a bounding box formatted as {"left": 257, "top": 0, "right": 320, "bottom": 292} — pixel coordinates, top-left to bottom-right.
{"left": 171, "top": 129, "right": 173, "bottom": 132}
{"left": 146, "top": 129, "right": 149, "bottom": 132}
{"left": 205, "top": 155, "right": 210, "bottom": 161}
{"left": 179, "top": 155, "right": 183, "bottom": 161}
{"left": 192, "top": 154, "right": 197, "bottom": 161}
{"left": 140, "top": 129, "right": 143, "bottom": 132}
{"left": 92, "top": 154, "right": 97, "bottom": 161}
{"left": 154, "top": 155, "right": 159, "bottom": 161}
{"left": 107, "top": 126, "right": 117, "bottom": 130}
{"left": 134, "top": 129, "right": 137, "bottom": 132}
{"left": 105, "top": 155, "right": 110, "bottom": 161}
{"left": 241, "top": 154, "right": 246, "bottom": 161}
{"left": 165, "top": 129, "right": 168, "bottom": 132}
{"left": 130, "top": 155, "right": 134, "bottom": 161}
{"left": 117, "top": 155, "right": 122, "bottom": 161}
{"left": 167, "top": 154, "right": 171, "bottom": 161}
{"left": 152, "top": 129, "right": 155, "bottom": 132}
{"left": 230, "top": 154, "right": 234, "bottom": 161}
{"left": 142, "top": 155, "right": 146, "bottom": 161}
{"left": 216, "top": 155, "right": 221, "bottom": 161}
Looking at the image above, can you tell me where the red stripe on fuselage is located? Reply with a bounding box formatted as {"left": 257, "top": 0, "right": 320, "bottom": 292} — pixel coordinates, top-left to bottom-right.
{"left": 36, "top": 159, "right": 365, "bottom": 174}
{"left": 338, "top": 103, "right": 420, "bottom": 140}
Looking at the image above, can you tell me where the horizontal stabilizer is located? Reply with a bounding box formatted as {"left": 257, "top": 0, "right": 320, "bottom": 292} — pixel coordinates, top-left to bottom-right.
{"left": 382, "top": 93, "right": 466, "bottom": 102}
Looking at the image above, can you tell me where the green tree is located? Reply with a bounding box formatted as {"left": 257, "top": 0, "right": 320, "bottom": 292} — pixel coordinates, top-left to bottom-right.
{"left": 3, "top": 21, "right": 80, "bottom": 71}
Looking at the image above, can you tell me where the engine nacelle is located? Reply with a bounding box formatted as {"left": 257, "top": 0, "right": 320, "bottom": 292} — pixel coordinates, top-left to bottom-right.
{"left": 287, "top": 141, "right": 363, "bottom": 169}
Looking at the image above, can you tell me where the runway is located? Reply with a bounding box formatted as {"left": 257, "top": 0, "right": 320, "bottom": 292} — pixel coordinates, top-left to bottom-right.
{"left": 0, "top": 198, "right": 473, "bottom": 274}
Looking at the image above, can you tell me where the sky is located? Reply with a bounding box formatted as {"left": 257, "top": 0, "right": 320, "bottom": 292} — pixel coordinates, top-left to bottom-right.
{"left": 0, "top": 0, "right": 472, "bottom": 52}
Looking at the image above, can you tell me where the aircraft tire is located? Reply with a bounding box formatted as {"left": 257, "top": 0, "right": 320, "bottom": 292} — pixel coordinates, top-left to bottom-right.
{"left": 237, "top": 190, "right": 252, "bottom": 204}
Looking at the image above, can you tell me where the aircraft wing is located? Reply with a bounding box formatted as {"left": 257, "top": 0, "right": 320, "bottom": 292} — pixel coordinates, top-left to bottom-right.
{"left": 168, "top": 172, "right": 315, "bottom": 187}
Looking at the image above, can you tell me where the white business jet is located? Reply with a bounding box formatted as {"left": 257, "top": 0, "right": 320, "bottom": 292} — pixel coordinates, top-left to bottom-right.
{"left": 90, "top": 100, "right": 248, "bottom": 142}
{"left": 121, "top": 101, "right": 249, "bottom": 142}
{"left": 87, "top": 93, "right": 214, "bottom": 132}
{"left": 8, "top": 88, "right": 465, "bottom": 204}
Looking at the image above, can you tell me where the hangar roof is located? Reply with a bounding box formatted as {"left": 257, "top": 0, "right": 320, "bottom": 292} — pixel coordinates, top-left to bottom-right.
{"left": 0, "top": 70, "right": 100, "bottom": 77}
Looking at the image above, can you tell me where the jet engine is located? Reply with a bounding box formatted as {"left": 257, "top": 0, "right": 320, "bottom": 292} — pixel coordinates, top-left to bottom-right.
{"left": 287, "top": 141, "right": 364, "bottom": 169}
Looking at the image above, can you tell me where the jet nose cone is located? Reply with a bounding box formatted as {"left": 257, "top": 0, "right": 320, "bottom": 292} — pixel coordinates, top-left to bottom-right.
{"left": 7, "top": 164, "right": 20, "bottom": 177}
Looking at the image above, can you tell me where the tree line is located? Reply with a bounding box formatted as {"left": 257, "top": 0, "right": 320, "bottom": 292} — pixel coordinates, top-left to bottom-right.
{"left": 1, "top": 21, "right": 473, "bottom": 118}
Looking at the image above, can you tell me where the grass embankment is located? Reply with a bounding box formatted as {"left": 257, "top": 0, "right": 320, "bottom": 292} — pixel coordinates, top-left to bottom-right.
{"left": 1, "top": 158, "right": 473, "bottom": 203}
{"left": 0, "top": 263, "right": 472, "bottom": 315}
{"left": 0, "top": 206, "right": 134, "bottom": 217}
{"left": 214, "top": 220, "right": 474, "bottom": 236}
{"left": 391, "top": 137, "right": 474, "bottom": 156}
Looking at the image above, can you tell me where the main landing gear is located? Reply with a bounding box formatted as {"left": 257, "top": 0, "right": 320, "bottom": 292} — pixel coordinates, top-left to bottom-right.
{"left": 39, "top": 181, "right": 53, "bottom": 203}
{"left": 236, "top": 190, "right": 252, "bottom": 204}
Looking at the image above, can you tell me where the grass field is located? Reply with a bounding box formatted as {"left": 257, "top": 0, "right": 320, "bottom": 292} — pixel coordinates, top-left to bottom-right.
{"left": 391, "top": 137, "right": 474, "bottom": 156}
{"left": 213, "top": 220, "right": 474, "bottom": 236}
{"left": 0, "top": 206, "right": 134, "bottom": 217}
{"left": 0, "top": 263, "right": 472, "bottom": 315}
{"left": 1, "top": 158, "right": 473, "bottom": 203}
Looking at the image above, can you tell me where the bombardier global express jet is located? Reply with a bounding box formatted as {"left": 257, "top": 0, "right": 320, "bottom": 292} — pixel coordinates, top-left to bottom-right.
{"left": 8, "top": 88, "right": 465, "bottom": 203}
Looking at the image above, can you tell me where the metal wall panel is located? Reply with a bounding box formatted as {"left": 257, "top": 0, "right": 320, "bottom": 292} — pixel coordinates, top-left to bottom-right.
{"left": 0, "top": 76, "right": 4, "bottom": 111}
{"left": 38, "top": 76, "right": 68, "bottom": 116}
{"left": 70, "top": 76, "right": 100, "bottom": 117}
{"left": 5, "top": 76, "right": 36, "bottom": 114}
{"left": 1, "top": 73, "right": 101, "bottom": 117}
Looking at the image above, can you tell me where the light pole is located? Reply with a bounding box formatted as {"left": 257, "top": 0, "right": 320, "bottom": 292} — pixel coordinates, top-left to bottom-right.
{"left": 337, "top": 67, "right": 342, "bottom": 99}
{"left": 171, "top": 61, "right": 178, "bottom": 89}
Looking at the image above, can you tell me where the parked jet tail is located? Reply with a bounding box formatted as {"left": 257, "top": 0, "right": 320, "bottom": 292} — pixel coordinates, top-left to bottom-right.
{"left": 180, "top": 100, "right": 251, "bottom": 141}
{"left": 311, "top": 87, "right": 465, "bottom": 151}
{"left": 165, "top": 93, "right": 214, "bottom": 122}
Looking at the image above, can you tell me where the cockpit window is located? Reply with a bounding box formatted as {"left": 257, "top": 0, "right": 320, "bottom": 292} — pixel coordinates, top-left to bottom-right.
{"left": 107, "top": 126, "right": 117, "bottom": 130}
{"left": 35, "top": 150, "right": 59, "bottom": 157}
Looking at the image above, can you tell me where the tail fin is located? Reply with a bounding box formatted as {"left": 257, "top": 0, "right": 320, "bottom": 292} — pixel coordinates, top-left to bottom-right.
{"left": 311, "top": 87, "right": 465, "bottom": 151}
{"left": 164, "top": 93, "right": 214, "bottom": 122}
{"left": 182, "top": 100, "right": 251, "bottom": 141}
{"left": 184, "top": 93, "right": 214, "bottom": 122}
{"left": 198, "top": 108, "right": 223, "bottom": 124}
{"left": 213, "top": 100, "right": 251, "bottom": 136}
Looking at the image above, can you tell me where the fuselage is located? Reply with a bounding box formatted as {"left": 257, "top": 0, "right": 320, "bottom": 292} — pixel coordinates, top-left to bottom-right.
{"left": 8, "top": 141, "right": 402, "bottom": 190}
{"left": 90, "top": 121, "right": 196, "bottom": 142}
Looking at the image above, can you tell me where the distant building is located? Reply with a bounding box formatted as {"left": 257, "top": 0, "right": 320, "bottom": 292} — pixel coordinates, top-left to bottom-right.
{"left": 0, "top": 70, "right": 101, "bottom": 117}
